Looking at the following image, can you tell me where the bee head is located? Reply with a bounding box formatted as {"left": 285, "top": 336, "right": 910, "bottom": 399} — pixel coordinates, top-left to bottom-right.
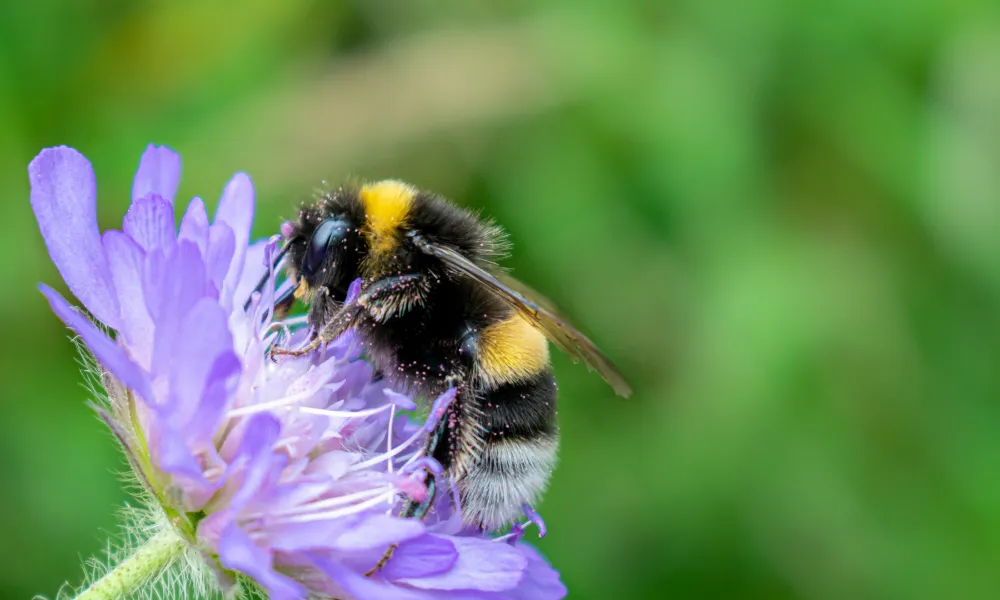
{"left": 286, "top": 208, "right": 364, "bottom": 303}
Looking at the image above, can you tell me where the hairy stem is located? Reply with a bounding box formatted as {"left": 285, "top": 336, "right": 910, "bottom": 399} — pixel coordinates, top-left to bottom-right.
{"left": 73, "top": 529, "right": 185, "bottom": 600}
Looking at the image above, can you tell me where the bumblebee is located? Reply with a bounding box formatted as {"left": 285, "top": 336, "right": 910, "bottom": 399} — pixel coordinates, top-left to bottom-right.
{"left": 266, "top": 180, "right": 630, "bottom": 570}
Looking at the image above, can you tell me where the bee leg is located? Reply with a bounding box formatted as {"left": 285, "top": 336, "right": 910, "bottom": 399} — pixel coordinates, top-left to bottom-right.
{"left": 270, "top": 301, "right": 363, "bottom": 359}
{"left": 276, "top": 273, "right": 428, "bottom": 359}
{"left": 356, "top": 273, "right": 429, "bottom": 322}
{"left": 269, "top": 337, "right": 322, "bottom": 359}
{"left": 366, "top": 399, "right": 453, "bottom": 577}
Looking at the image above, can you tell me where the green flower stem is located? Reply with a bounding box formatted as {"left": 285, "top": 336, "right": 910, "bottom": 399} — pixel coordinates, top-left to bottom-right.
{"left": 73, "top": 529, "right": 185, "bottom": 600}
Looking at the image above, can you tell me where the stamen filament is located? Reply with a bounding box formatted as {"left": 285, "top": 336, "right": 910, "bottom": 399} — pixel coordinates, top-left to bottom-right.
{"left": 349, "top": 427, "right": 426, "bottom": 472}
{"left": 227, "top": 380, "right": 345, "bottom": 418}
{"left": 270, "top": 485, "right": 397, "bottom": 519}
{"left": 270, "top": 492, "right": 396, "bottom": 525}
{"left": 298, "top": 403, "right": 393, "bottom": 419}
{"left": 387, "top": 403, "right": 397, "bottom": 476}
{"left": 280, "top": 315, "right": 310, "bottom": 327}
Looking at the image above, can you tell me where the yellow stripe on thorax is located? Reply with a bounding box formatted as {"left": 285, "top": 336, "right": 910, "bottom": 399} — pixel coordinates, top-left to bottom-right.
{"left": 359, "top": 180, "right": 415, "bottom": 258}
{"left": 478, "top": 314, "right": 550, "bottom": 386}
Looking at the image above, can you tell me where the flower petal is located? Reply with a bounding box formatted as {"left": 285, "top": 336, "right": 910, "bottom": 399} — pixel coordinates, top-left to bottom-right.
{"left": 29, "top": 147, "right": 120, "bottom": 327}
{"left": 39, "top": 284, "right": 151, "bottom": 401}
{"left": 214, "top": 172, "right": 255, "bottom": 301}
{"left": 228, "top": 414, "right": 285, "bottom": 511}
{"left": 233, "top": 239, "right": 270, "bottom": 309}
{"left": 394, "top": 536, "right": 526, "bottom": 592}
{"left": 503, "top": 545, "right": 567, "bottom": 600}
{"left": 207, "top": 223, "right": 236, "bottom": 293}
{"left": 102, "top": 231, "right": 154, "bottom": 369}
{"left": 304, "top": 451, "right": 356, "bottom": 480}
{"left": 266, "top": 517, "right": 357, "bottom": 553}
{"left": 310, "top": 556, "right": 437, "bottom": 600}
{"left": 145, "top": 242, "right": 212, "bottom": 371}
{"left": 167, "top": 298, "right": 239, "bottom": 439}
{"left": 132, "top": 144, "right": 181, "bottom": 205}
{"left": 330, "top": 513, "right": 426, "bottom": 552}
{"left": 381, "top": 535, "right": 457, "bottom": 580}
{"left": 123, "top": 194, "right": 175, "bottom": 253}
{"left": 152, "top": 425, "right": 211, "bottom": 483}
{"left": 219, "top": 524, "right": 307, "bottom": 600}
{"left": 191, "top": 354, "right": 242, "bottom": 439}
{"left": 177, "top": 197, "right": 210, "bottom": 257}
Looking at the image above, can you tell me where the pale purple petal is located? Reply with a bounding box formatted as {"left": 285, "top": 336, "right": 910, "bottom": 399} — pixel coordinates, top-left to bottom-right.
{"left": 503, "top": 545, "right": 567, "bottom": 600}
{"left": 166, "top": 298, "right": 238, "bottom": 435}
{"left": 219, "top": 524, "right": 307, "bottom": 600}
{"left": 207, "top": 223, "right": 236, "bottom": 293}
{"left": 394, "top": 536, "right": 526, "bottom": 592}
{"left": 381, "top": 535, "right": 457, "bottom": 580}
{"left": 214, "top": 172, "right": 255, "bottom": 300}
{"left": 330, "top": 513, "right": 426, "bottom": 552}
{"left": 30, "top": 147, "right": 120, "bottom": 327}
{"left": 177, "top": 197, "right": 210, "bottom": 257}
{"left": 264, "top": 481, "right": 366, "bottom": 551}
{"left": 189, "top": 354, "right": 241, "bottom": 441}
{"left": 311, "top": 556, "right": 436, "bottom": 600}
{"left": 228, "top": 415, "right": 284, "bottom": 511}
{"left": 102, "top": 231, "right": 154, "bottom": 367}
{"left": 146, "top": 242, "right": 211, "bottom": 370}
{"left": 123, "top": 194, "right": 175, "bottom": 253}
{"left": 233, "top": 239, "right": 269, "bottom": 308}
{"left": 384, "top": 389, "right": 418, "bottom": 411}
{"left": 132, "top": 145, "right": 181, "bottom": 205}
{"left": 152, "top": 426, "right": 210, "bottom": 482}
{"left": 267, "top": 516, "right": 361, "bottom": 553}
{"left": 304, "top": 451, "right": 356, "bottom": 480}
{"left": 39, "top": 284, "right": 151, "bottom": 401}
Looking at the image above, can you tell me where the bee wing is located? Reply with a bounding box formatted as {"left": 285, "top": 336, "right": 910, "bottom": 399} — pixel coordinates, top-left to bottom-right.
{"left": 417, "top": 240, "right": 632, "bottom": 397}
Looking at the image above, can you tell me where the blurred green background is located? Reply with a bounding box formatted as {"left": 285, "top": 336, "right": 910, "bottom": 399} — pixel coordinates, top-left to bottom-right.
{"left": 3, "top": 1, "right": 1000, "bottom": 598}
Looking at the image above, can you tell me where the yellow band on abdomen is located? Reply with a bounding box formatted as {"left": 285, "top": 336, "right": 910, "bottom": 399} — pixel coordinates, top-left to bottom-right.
{"left": 477, "top": 313, "right": 550, "bottom": 386}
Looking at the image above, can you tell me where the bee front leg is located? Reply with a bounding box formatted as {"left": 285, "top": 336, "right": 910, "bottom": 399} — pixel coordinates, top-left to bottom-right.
{"left": 270, "top": 301, "right": 363, "bottom": 359}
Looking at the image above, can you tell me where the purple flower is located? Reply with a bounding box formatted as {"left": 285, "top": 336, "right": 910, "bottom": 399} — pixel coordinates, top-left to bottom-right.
{"left": 30, "top": 145, "right": 566, "bottom": 600}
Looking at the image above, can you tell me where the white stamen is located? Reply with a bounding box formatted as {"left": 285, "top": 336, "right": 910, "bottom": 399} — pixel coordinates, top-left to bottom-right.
{"left": 280, "top": 315, "right": 310, "bottom": 327}
{"left": 244, "top": 485, "right": 396, "bottom": 522}
{"left": 227, "top": 381, "right": 345, "bottom": 418}
{"left": 269, "top": 491, "right": 397, "bottom": 525}
{"left": 387, "top": 403, "right": 396, "bottom": 476}
{"left": 298, "top": 403, "right": 394, "bottom": 420}
{"left": 348, "top": 426, "right": 425, "bottom": 472}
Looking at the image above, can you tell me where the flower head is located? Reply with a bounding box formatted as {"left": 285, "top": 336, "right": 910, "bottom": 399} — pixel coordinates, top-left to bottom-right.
{"left": 30, "top": 145, "right": 566, "bottom": 600}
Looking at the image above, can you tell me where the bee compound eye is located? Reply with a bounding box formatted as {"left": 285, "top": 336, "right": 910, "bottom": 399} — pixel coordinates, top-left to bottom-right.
{"left": 303, "top": 218, "right": 349, "bottom": 278}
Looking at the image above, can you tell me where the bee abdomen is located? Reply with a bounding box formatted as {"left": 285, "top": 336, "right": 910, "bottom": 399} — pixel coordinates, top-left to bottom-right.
{"left": 458, "top": 369, "right": 559, "bottom": 529}
{"left": 481, "top": 369, "right": 557, "bottom": 442}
